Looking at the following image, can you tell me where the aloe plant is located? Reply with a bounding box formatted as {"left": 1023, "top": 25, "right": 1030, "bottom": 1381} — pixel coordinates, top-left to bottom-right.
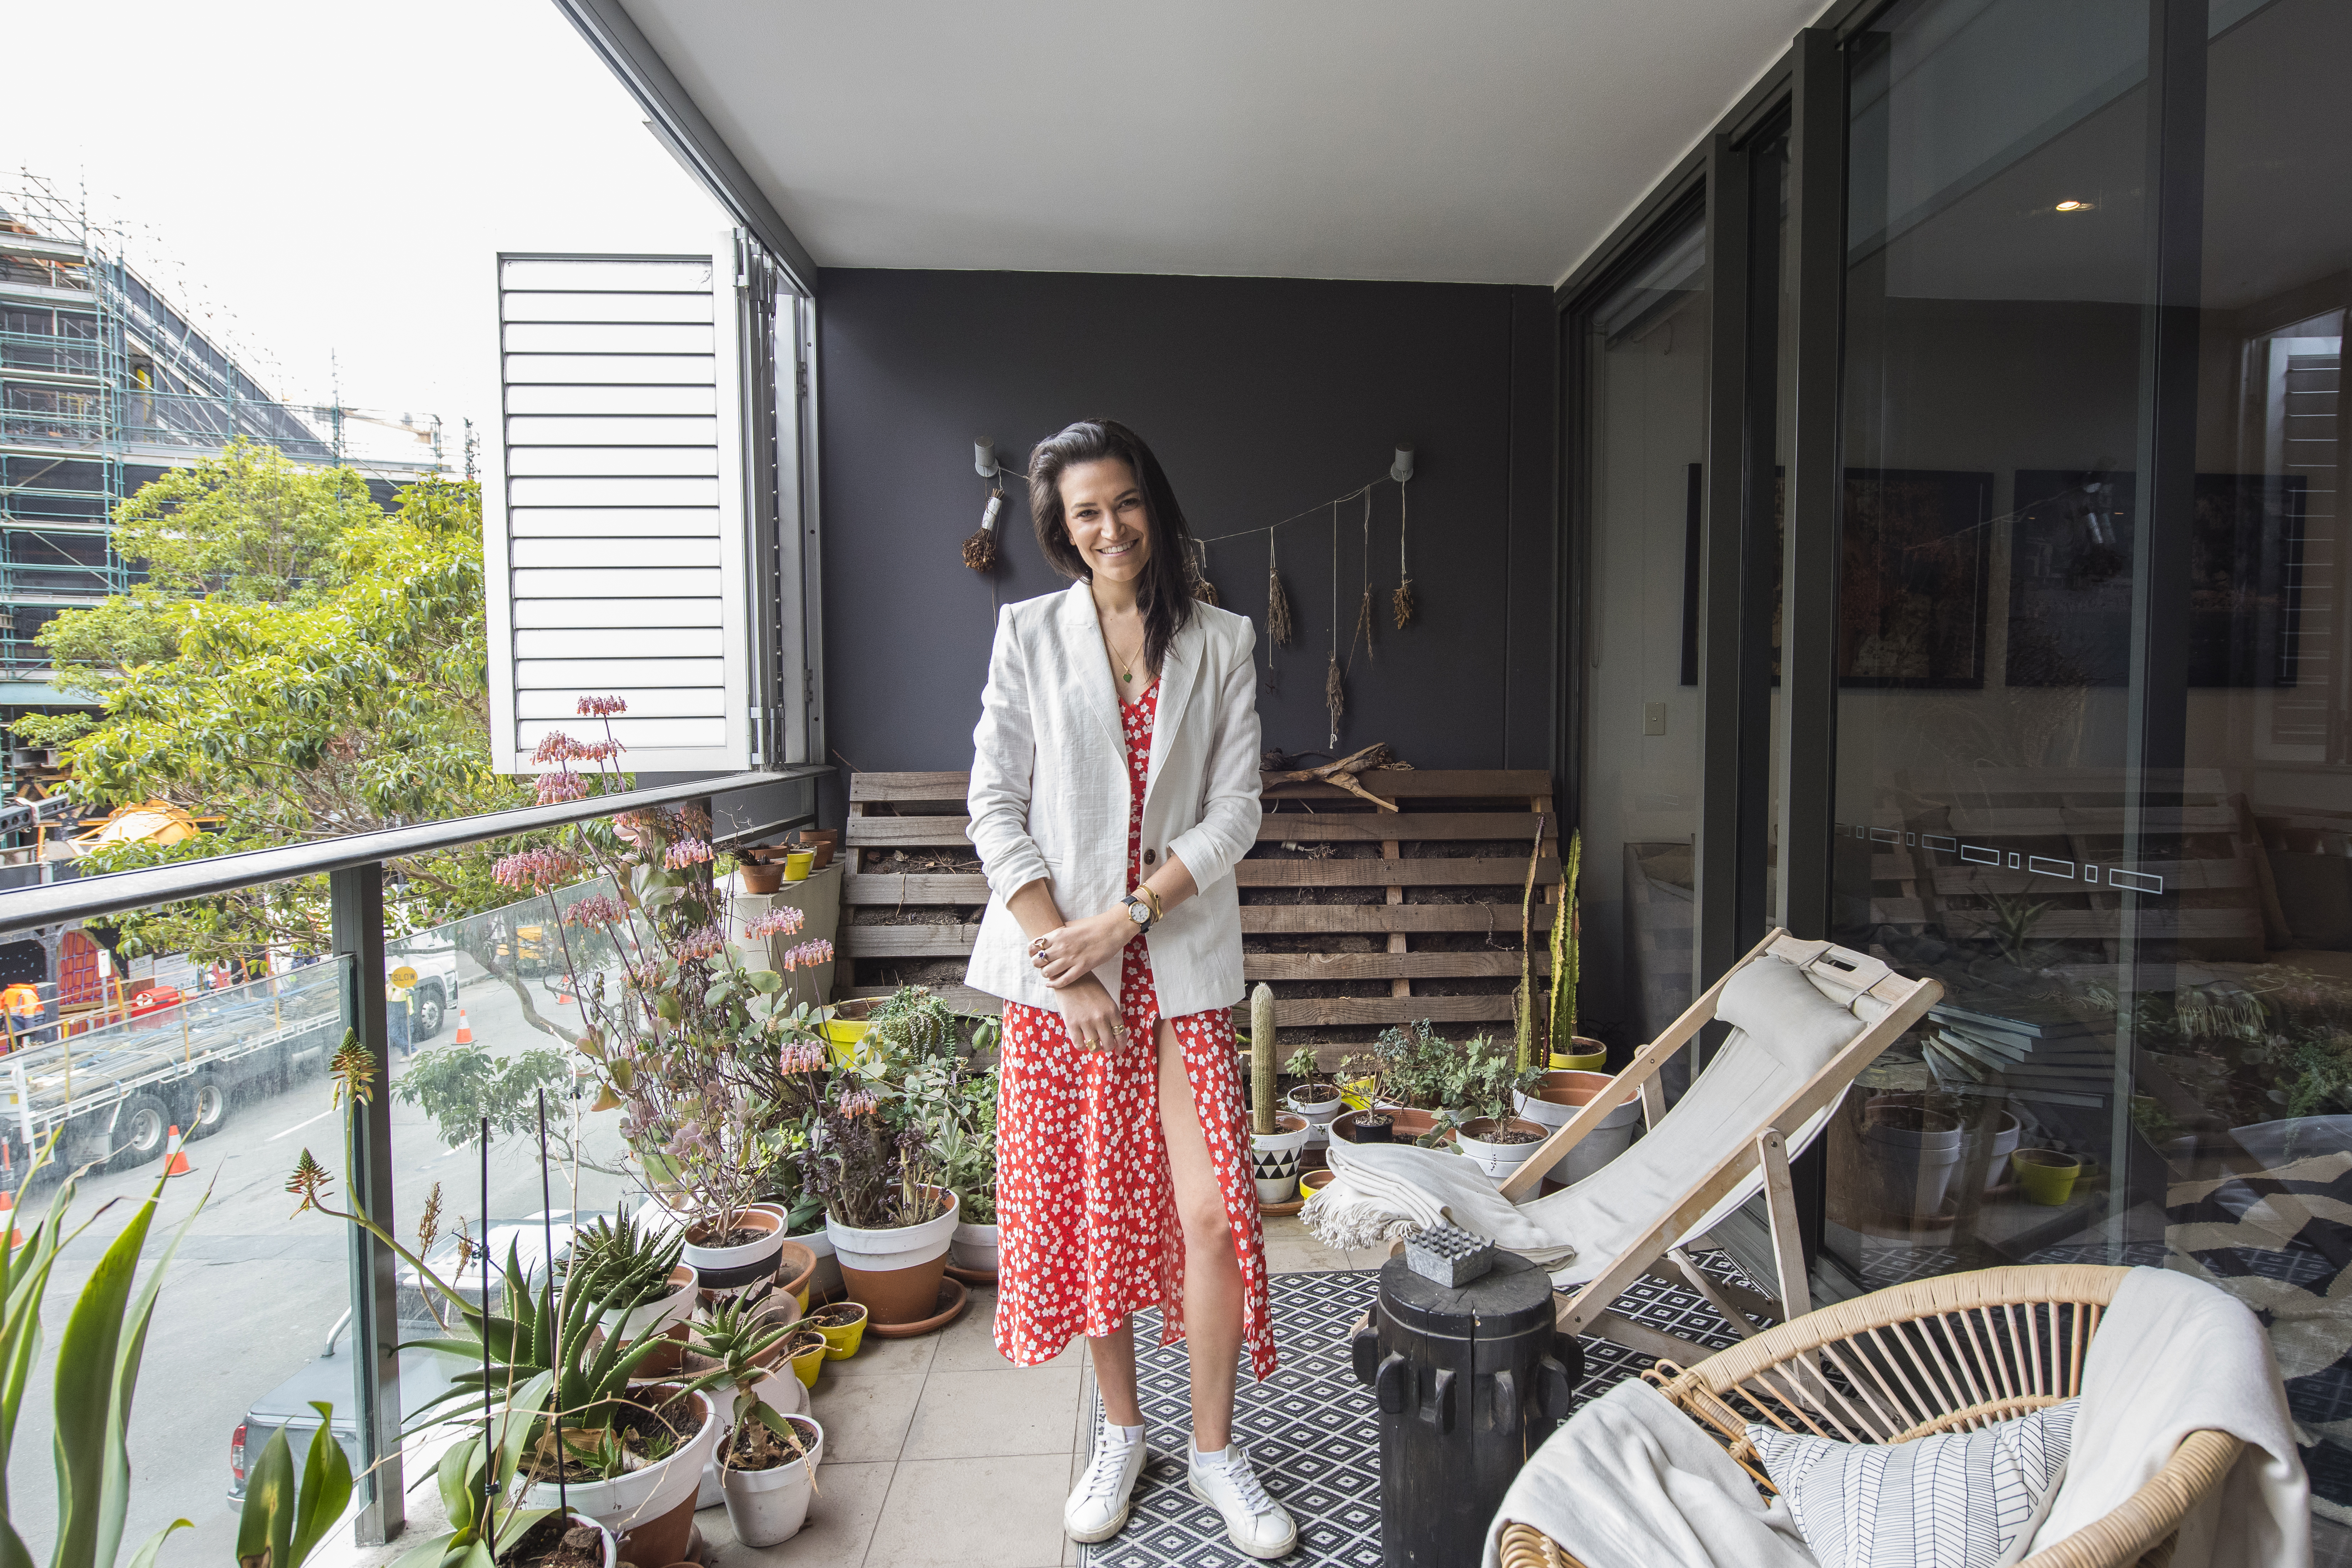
{"left": 0, "top": 1133, "right": 208, "bottom": 1568}
{"left": 676, "top": 1300, "right": 809, "bottom": 1473}
{"left": 388, "top": 1371, "right": 564, "bottom": 1568}
{"left": 230, "top": 1408, "right": 353, "bottom": 1568}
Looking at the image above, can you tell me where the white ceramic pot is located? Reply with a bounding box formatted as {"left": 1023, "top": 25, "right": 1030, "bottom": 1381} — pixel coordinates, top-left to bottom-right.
{"left": 1454, "top": 1117, "right": 1549, "bottom": 1181}
{"left": 1968, "top": 1110, "right": 2024, "bottom": 1194}
{"left": 545, "top": 1514, "right": 618, "bottom": 1568}
{"left": 824, "top": 1189, "right": 959, "bottom": 1273}
{"left": 1250, "top": 1114, "right": 1311, "bottom": 1203}
{"left": 681, "top": 1208, "right": 785, "bottom": 1292}
{"left": 1514, "top": 1071, "right": 1642, "bottom": 1188}
{"left": 718, "top": 1416, "right": 825, "bottom": 1547}
{"left": 522, "top": 1388, "right": 718, "bottom": 1542}
{"left": 1861, "top": 1101, "right": 1965, "bottom": 1218}
{"left": 1285, "top": 1086, "right": 1343, "bottom": 1149}
{"left": 614, "top": 1264, "right": 699, "bottom": 1371}
{"left": 695, "top": 1370, "right": 810, "bottom": 1509}
{"left": 950, "top": 1221, "right": 999, "bottom": 1273}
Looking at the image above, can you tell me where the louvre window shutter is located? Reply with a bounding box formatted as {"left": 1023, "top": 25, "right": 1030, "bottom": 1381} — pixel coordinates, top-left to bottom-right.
{"left": 486, "top": 244, "right": 753, "bottom": 772}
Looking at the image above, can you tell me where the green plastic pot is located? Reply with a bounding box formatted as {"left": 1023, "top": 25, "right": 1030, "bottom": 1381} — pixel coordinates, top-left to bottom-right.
{"left": 2011, "top": 1148, "right": 2081, "bottom": 1206}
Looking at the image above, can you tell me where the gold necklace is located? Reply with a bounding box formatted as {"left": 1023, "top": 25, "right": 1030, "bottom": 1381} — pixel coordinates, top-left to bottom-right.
{"left": 1100, "top": 619, "right": 1146, "bottom": 684}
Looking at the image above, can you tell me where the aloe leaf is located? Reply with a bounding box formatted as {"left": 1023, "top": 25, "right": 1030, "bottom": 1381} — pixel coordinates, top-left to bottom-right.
{"left": 49, "top": 1192, "right": 156, "bottom": 1568}
{"left": 287, "top": 1402, "right": 353, "bottom": 1568}
{"left": 121, "top": 1518, "right": 187, "bottom": 1568}
{"left": 234, "top": 1425, "right": 296, "bottom": 1568}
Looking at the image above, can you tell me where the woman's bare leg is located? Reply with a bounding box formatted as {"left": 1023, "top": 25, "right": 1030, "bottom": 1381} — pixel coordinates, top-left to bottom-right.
{"left": 1157, "top": 1017, "right": 1243, "bottom": 1452}
{"left": 1089, "top": 1318, "right": 1143, "bottom": 1428}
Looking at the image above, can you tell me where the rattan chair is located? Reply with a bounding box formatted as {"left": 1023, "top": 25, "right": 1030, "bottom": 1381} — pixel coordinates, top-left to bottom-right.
{"left": 1497, "top": 1265, "right": 2245, "bottom": 1568}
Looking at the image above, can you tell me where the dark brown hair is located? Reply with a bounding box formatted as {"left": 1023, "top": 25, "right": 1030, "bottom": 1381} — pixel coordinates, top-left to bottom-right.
{"left": 1029, "top": 418, "right": 1197, "bottom": 674}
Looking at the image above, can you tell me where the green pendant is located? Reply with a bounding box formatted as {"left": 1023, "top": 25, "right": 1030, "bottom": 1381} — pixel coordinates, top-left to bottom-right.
{"left": 1124, "top": 672, "right": 1132, "bottom": 681}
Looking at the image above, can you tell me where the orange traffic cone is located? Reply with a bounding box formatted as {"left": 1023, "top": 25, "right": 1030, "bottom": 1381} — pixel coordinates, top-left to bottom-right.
{"left": 163, "top": 1127, "right": 193, "bottom": 1178}
{"left": 453, "top": 1010, "right": 473, "bottom": 1045}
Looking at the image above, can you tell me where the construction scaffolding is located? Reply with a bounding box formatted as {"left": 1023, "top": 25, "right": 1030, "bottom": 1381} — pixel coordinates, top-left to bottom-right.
{"left": 0, "top": 174, "right": 446, "bottom": 681}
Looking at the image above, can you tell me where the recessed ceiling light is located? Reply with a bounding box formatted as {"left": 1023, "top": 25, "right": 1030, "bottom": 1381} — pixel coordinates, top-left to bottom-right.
{"left": 2054, "top": 199, "right": 2094, "bottom": 212}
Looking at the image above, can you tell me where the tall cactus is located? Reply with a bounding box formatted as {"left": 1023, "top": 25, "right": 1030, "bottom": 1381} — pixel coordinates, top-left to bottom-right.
{"left": 1514, "top": 814, "right": 1545, "bottom": 1071}
{"left": 1251, "top": 982, "right": 1278, "bottom": 1137}
{"left": 1548, "top": 830, "right": 1582, "bottom": 1052}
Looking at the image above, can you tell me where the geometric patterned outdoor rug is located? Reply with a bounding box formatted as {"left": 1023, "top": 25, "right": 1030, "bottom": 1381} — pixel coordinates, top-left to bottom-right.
{"left": 1080, "top": 1258, "right": 1757, "bottom": 1567}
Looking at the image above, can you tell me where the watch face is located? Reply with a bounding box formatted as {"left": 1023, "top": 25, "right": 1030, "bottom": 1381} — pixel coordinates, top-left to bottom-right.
{"left": 1129, "top": 900, "right": 1151, "bottom": 923}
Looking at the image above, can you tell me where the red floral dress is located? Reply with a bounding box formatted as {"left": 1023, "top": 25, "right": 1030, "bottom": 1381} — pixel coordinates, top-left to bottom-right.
{"left": 994, "top": 680, "right": 1277, "bottom": 1379}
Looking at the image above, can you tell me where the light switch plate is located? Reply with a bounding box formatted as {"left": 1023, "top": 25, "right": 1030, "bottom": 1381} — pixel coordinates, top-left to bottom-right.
{"left": 1642, "top": 702, "right": 1668, "bottom": 737}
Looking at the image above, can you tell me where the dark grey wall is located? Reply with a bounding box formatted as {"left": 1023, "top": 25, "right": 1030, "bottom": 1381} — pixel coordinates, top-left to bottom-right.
{"left": 814, "top": 268, "right": 1557, "bottom": 815}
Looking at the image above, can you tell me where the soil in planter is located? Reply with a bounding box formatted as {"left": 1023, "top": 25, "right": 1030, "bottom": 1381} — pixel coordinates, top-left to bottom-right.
{"left": 689, "top": 1225, "right": 769, "bottom": 1249}
{"left": 1483, "top": 1129, "right": 1543, "bottom": 1146}
{"left": 497, "top": 1513, "right": 606, "bottom": 1568}
{"left": 1355, "top": 1114, "right": 1393, "bottom": 1132}
{"left": 522, "top": 1391, "right": 697, "bottom": 1486}
{"left": 720, "top": 1414, "right": 821, "bottom": 1473}
{"left": 808, "top": 1304, "right": 865, "bottom": 1329}
{"left": 1291, "top": 1083, "right": 1341, "bottom": 1104}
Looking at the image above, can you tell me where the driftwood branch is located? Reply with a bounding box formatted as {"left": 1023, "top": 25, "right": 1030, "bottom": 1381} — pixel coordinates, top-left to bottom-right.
{"left": 1260, "top": 743, "right": 1403, "bottom": 811}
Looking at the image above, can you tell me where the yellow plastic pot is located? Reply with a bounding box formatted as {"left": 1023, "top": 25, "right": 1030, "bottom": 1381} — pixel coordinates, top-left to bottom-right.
{"left": 788, "top": 1333, "right": 828, "bottom": 1388}
{"left": 2011, "top": 1148, "right": 2081, "bottom": 1206}
{"left": 823, "top": 1019, "right": 874, "bottom": 1070}
{"left": 811, "top": 1302, "right": 869, "bottom": 1360}
{"left": 1336, "top": 1076, "right": 1378, "bottom": 1111}
{"left": 1549, "top": 1037, "right": 1608, "bottom": 1073}
{"left": 785, "top": 850, "right": 815, "bottom": 881}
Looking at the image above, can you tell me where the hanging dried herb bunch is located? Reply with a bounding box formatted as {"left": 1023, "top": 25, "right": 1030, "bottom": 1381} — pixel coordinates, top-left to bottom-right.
{"left": 1266, "top": 533, "right": 1295, "bottom": 645}
{"left": 1189, "top": 539, "right": 1219, "bottom": 605}
{"left": 962, "top": 487, "right": 1004, "bottom": 572}
{"left": 1392, "top": 477, "right": 1416, "bottom": 628}
{"left": 1350, "top": 490, "right": 1375, "bottom": 665}
{"left": 1325, "top": 653, "right": 1345, "bottom": 746}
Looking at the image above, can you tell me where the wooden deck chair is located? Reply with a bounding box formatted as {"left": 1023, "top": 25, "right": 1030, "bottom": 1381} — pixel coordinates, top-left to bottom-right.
{"left": 1495, "top": 930, "right": 1943, "bottom": 1363}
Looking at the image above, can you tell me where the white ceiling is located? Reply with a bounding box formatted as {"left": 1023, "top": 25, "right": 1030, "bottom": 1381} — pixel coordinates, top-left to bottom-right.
{"left": 618, "top": 0, "right": 1823, "bottom": 288}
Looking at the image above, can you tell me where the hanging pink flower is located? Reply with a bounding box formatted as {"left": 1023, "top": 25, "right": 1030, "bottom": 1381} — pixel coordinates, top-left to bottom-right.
{"left": 576, "top": 695, "right": 629, "bottom": 717}
{"left": 743, "top": 905, "right": 807, "bottom": 940}
{"left": 664, "top": 839, "right": 712, "bottom": 870}
{"left": 778, "top": 1040, "right": 826, "bottom": 1075}
{"left": 779, "top": 938, "right": 834, "bottom": 972}
{"left": 536, "top": 769, "right": 588, "bottom": 805}
{"left": 492, "top": 845, "right": 579, "bottom": 890}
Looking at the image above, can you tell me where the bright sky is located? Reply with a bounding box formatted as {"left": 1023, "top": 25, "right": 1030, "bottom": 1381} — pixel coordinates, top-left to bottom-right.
{"left": 3, "top": 0, "right": 726, "bottom": 467}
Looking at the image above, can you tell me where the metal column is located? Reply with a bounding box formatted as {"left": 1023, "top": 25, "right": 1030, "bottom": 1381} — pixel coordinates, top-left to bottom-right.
{"left": 330, "top": 862, "right": 403, "bottom": 1544}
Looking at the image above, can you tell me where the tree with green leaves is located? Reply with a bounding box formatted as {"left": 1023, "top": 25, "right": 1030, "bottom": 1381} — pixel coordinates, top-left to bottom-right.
{"left": 15, "top": 442, "right": 543, "bottom": 964}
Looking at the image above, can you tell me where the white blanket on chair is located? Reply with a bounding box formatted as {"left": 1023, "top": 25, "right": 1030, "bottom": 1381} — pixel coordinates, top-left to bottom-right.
{"left": 2030, "top": 1265, "right": 2309, "bottom": 1568}
{"left": 1303, "top": 953, "right": 1871, "bottom": 1283}
{"left": 1479, "top": 1378, "right": 1814, "bottom": 1568}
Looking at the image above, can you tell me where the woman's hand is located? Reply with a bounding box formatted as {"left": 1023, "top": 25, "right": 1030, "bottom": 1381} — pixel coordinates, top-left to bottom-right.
{"left": 1054, "top": 974, "right": 1125, "bottom": 1053}
{"left": 1027, "top": 910, "right": 1132, "bottom": 989}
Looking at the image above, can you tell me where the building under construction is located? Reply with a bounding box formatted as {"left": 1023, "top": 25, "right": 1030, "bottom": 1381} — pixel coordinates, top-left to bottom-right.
{"left": 0, "top": 175, "right": 445, "bottom": 710}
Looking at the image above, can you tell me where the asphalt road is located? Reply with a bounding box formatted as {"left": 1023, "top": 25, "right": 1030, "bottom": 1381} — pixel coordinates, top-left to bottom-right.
{"left": 5, "top": 957, "right": 636, "bottom": 1564}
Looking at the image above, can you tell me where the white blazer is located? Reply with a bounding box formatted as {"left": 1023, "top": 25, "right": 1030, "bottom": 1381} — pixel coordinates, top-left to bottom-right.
{"left": 965, "top": 581, "right": 1263, "bottom": 1017}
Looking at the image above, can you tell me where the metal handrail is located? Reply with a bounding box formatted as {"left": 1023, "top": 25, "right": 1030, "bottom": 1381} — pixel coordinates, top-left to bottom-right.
{"left": 0, "top": 765, "right": 826, "bottom": 936}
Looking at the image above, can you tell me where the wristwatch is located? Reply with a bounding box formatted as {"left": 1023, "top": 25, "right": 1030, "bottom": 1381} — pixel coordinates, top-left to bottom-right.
{"left": 1120, "top": 893, "right": 1156, "bottom": 930}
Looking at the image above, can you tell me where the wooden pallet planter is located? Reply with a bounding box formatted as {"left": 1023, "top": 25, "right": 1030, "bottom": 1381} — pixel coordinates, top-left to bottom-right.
{"left": 838, "top": 768, "right": 1561, "bottom": 1067}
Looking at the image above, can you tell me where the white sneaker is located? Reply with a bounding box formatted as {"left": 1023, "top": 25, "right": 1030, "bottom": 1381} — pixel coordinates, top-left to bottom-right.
{"left": 1065, "top": 1423, "right": 1149, "bottom": 1544}
{"left": 1187, "top": 1443, "right": 1298, "bottom": 1559}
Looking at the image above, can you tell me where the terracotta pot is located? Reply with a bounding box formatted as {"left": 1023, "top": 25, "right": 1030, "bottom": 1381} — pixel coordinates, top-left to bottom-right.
{"left": 522, "top": 1388, "right": 715, "bottom": 1563}
{"left": 799, "top": 830, "right": 839, "bottom": 870}
{"left": 739, "top": 861, "right": 785, "bottom": 895}
{"left": 613, "top": 1489, "right": 695, "bottom": 1568}
{"left": 768, "top": 1235, "right": 819, "bottom": 1310}
{"left": 827, "top": 1188, "right": 959, "bottom": 1326}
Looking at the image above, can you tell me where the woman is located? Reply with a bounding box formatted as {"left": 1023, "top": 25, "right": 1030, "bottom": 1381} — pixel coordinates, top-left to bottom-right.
{"left": 965, "top": 419, "right": 1295, "bottom": 1559}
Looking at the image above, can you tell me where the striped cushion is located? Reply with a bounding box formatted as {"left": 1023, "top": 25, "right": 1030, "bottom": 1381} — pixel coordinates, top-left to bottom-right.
{"left": 1746, "top": 1399, "right": 2077, "bottom": 1568}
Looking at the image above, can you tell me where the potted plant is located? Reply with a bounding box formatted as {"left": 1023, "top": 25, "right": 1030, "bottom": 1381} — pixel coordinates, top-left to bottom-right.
{"left": 567, "top": 1208, "right": 696, "bottom": 1377}
{"left": 392, "top": 1392, "right": 619, "bottom": 1568}
{"left": 1447, "top": 1034, "right": 1549, "bottom": 1181}
{"left": 1513, "top": 1068, "right": 1641, "bottom": 1186}
{"left": 1542, "top": 832, "right": 1607, "bottom": 1071}
{"left": 1247, "top": 985, "right": 1311, "bottom": 1201}
{"left": 939, "top": 1094, "right": 1000, "bottom": 1273}
{"left": 1283, "top": 1046, "right": 1344, "bottom": 1135}
{"left": 808, "top": 1088, "right": 960, "bottom": 1325}
{"left": 487, "top": 705, "right": 836, "bottom": 1301}
{"left": 677, "top": 1297, "right": 825, "bottom": 1546}
{"left": 403, "top": 1235, "right": 721, "bottom": 1566}
{"left": 1331, "top": 1021, "right": 1461, "bottom": 1145}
